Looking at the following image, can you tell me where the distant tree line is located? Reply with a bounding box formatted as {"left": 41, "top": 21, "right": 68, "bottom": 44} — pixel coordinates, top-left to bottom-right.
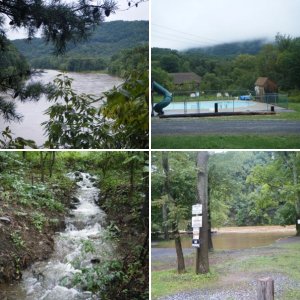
{"left": 12, "top": 20, "right": 149, "bottom": 72}
{"left": 152, "top": 34, "right": 300, "bottom": 95}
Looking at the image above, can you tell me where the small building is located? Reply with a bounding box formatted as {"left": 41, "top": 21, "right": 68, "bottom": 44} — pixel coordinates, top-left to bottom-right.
{"left": 169, "top": 72, "right": 201, "bottom": 91}
{"left": 255, "top": 77, "right": 278, "bottom": 96}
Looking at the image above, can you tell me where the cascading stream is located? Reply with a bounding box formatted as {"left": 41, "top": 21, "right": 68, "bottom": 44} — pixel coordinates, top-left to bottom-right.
{"left": 15, "top": 172, "right": 112, "bottom": 300}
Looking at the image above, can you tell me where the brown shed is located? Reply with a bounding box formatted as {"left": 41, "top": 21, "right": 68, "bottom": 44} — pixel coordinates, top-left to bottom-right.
{"left": 255, "top": 77, "right": 278, "bottom": 96}
{"left": 169, "top": 72, "right": 201, "bottom": 90}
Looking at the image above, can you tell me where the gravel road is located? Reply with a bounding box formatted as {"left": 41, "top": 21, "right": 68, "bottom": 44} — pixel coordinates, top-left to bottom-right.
{"left": 153, "top": 237, "right": 300, "bottom": 300}
{"left": 158, "top": 273, "right": 300, "bottom": 300}
{"left": 152, "top": 119, "right": 300, "bottom": 135}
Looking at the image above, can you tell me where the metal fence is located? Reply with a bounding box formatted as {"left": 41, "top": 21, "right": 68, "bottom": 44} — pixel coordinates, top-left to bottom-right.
{"left": 153, "top": 90, "right": 289, "bottom": 115}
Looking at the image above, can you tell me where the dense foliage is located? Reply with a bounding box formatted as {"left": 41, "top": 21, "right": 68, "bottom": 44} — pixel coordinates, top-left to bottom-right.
{"left": 12, "top": 21, "right": 149, "bottom": 71}
{"left": 40, "top": 45, "right": 148, "bottom": 149}
{"left": 152, "top": 34, "right": 300, "bottom": 94}
{"left": 152, "top": 151, "right": 300, "bottom": 236}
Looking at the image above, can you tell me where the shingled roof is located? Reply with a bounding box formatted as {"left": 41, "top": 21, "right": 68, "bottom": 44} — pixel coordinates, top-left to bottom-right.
{"left": 255, "top": 77, "right": 269, "bottom": 86}
{"left": 169, "top": 72, "right": 201, "bottom": 85}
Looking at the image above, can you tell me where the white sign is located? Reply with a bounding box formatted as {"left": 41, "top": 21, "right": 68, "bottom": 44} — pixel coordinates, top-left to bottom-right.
{"left": 193, "top": 233, "right": 199, "bottom": 239}
{"left": 192, "top": 216, "right": 202, "bottom": 228}
{"left": 297, "top": 219, "right": 300, "bottom": 224}
{"left": 192, "top": 204, "right": 202, "bottom": 215}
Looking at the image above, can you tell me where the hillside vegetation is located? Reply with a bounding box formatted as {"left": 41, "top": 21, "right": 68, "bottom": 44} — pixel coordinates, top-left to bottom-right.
{"left": 152, "top": 34, "right": 300, "bottom": 95}
{"left": 12, "top": 20, "right": 149, "bottom": 72}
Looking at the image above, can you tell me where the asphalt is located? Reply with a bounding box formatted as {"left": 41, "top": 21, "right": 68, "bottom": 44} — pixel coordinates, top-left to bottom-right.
{"left": 152, "top": 119, "right": 300, "bottom": 135}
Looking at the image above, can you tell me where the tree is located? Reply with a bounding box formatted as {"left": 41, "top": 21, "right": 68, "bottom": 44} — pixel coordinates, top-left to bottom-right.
{"left": 195, "top": 151, "right": 209, "bottom": 274}
{"left": 162, "top": 152, "right": 185, "bottom": 274}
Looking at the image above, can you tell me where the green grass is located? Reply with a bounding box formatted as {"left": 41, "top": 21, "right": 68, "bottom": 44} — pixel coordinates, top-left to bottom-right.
{"left": 152, "top": 242, "right": 300, "bottom": 299}
{"left": 152, "top": 134, "right": 300, "bottom": 149}
{"left": 152, "top": 268, "right": 217, "bottom": 299}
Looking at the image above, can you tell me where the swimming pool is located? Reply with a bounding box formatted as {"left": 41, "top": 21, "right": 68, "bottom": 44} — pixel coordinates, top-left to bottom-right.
{"left": 164, "top": 100, "right": 257, "bottom": 111}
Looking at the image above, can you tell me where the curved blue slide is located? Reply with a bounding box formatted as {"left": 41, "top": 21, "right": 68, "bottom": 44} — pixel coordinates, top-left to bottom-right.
{"left": 152, "top": 81, "right": 172, "bottom": 115}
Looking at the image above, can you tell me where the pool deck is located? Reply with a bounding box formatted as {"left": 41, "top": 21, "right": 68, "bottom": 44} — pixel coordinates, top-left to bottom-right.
{"left": 154, "top": 100, "right": 292, "bottom": 116}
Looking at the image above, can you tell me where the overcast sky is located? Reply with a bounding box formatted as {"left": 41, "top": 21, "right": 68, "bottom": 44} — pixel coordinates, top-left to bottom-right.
{"left": 6, "top": 0, "right": 148, "bottom": 40}
{"left": 152, "top": 0, "right": 300, "bottom": 50}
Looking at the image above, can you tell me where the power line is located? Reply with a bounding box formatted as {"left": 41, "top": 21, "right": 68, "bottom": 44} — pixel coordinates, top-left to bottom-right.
{"left": 152, "top": 28, "right": 216, "bottom": 46}
{"left": 152, "top": 23, "right": 223, "bottom": 44}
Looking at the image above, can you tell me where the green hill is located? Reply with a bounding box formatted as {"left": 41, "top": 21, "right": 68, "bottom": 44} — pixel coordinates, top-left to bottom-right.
{"left": 12, "top": 20, "right": 148, "bottom": 71}
{"left": 185, "top": 39, "right": 267, "bottom": 57}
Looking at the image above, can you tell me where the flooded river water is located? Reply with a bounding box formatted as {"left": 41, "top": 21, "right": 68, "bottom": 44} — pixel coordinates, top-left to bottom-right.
{"left": 0, "top": 70, "right": 122, "bottom": 147}
{"left": 153, "top": 226, "right": 296, "bottom": 250}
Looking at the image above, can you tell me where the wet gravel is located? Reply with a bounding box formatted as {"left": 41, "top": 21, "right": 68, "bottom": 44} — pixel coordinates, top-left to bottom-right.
{"left": 159, "top": 273, "right": 300, "bottom": 300}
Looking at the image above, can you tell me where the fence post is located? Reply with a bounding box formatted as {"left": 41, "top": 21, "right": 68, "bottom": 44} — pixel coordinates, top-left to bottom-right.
{"left": 257, "top": 277, "right": 274, "bottom": 300}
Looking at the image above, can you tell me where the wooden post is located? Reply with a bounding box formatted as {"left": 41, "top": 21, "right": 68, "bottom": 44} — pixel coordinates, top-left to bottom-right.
{"left": 257, "top": 277, "right": 274, "bottom": 300}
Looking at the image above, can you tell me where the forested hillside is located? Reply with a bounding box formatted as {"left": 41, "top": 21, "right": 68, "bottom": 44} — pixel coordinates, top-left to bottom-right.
{"left": 12, "top": 20, "right": 149, "bottom": 71}
{"left": 152, "top": 34, "right": 300, "bottom": 95}
{"left": 186, "top": 39, "right": 266, "bottom": 57}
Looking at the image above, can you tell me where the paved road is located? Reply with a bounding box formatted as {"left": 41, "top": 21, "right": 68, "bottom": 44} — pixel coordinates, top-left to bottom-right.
{"left": 152, "top": 119, "right": 300, "bottom": 135}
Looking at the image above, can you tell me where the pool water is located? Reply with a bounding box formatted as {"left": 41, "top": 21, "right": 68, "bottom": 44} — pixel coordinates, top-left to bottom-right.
{"left": 165, "top": 100, "right": 256, "bottom": 111}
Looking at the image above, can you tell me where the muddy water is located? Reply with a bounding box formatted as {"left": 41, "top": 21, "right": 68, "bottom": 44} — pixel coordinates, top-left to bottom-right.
{"left": 0, "top": 70, "right": 122, "bottom": 147}
{"left": 154, "top": 230, "right": 296, "bottom": 250}
{"left": 0, "top": 172, "right": 113, "bottom": 300}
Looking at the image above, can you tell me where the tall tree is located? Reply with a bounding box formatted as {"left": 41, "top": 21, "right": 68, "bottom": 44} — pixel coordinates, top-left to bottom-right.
{"left": 162, "top": 152, "right": 185, "bottom": 274}
{"left": 195, "top": 151, "right": 209, "bottom": 274}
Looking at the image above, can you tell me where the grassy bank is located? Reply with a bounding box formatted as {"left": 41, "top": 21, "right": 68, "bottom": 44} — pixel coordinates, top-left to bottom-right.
{"left": 152, "top": 240, "right": 300, "bottom": 299}
{"left": 152, "top": 134, "right": 300, "bottom": 149}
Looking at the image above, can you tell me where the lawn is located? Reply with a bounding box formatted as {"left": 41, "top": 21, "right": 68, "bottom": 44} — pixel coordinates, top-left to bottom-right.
{"left": 152, "top": 134, "right": 300, "bottom": 149}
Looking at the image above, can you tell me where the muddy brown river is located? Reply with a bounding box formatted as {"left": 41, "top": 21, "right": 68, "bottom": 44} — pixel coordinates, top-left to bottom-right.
{"left": 0, "top": 70, "right": 122, "bottom": 147}
{"left": 153, "top": 226, "right": 296, "bottom": 250}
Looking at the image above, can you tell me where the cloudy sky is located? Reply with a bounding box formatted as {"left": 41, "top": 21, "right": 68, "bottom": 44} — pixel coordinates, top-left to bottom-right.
{"left": 6, "top": 0, "right": 148, "bottom": 40}
{"left": 152, "top": 0, "right": 300, "bottom": 50}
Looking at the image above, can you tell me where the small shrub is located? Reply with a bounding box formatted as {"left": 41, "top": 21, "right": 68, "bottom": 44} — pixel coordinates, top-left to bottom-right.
{"left": 31, "top": 212, "right": 46, "bottom": 232}
{"left": 11, "top": 231, "right": 25, "bottom": 249}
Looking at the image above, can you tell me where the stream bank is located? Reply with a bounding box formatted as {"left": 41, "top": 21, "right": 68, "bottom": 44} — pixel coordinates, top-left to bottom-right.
{"left": 0, "top": 181, "right": 73, "bottom": 285}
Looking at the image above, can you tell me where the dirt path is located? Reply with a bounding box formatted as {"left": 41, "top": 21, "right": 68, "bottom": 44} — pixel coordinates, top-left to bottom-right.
{"left": 152, "top": 119, "right": 300, "bottom": 135}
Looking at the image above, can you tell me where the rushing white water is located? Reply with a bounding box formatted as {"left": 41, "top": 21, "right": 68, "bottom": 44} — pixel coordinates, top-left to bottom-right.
{"left": 8, "top": 171, "right": 113, "bottom": 300}
{"left": 0, "top": 70, "right": 122, "bottom": 146}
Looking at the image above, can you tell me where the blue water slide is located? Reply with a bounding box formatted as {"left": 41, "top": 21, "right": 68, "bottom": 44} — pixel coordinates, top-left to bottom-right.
{"left": 152, "top": 81, "right": 173, "bottom": 115}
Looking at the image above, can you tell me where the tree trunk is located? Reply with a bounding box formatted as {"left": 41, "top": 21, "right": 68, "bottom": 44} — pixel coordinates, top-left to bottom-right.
{"left": 162, "top": 203, "right": 169, "bottom": 240}
{"left": 162, "top": 152, "right": 185, "bottom": 273}
{"left": 40, "top": 152, "right": 46, "bottom": 182}
{"left": 49, "top": 151, "right": 56, "bottom": 178}
{"left": 257, "top": 277, "right": 274, "bottom": 300}
{"left": 196, "top": 152, "right": 210, "bottom": 274}
{"left": 174, "top": 229, "right": 185, "bottom": 273}
{"left": 290, "top": 152, "right": 300, "bottom": 236}
{"left": 207, "top": 189, "right": 214, "bottom": 251}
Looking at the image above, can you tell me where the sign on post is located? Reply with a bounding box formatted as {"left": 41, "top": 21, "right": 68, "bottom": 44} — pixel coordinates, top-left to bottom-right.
{"left": 297, "top": 219, "right": 300, "bottom": 225}
{"left": 193, "top": 228, "right": 199, "bottom": 239}
{"left": 192, "top": 239, "right": 200, "bottom": 248}
{"left": 192, "top": 204, "right": 202, "bottom": 215}
{"left": 192, "top": 216, "right": 202, "bottom": 228}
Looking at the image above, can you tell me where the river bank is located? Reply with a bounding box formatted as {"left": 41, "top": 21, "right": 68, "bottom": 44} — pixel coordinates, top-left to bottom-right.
{"left": 152, "top": 233, "right": 300, "bottom": 300}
